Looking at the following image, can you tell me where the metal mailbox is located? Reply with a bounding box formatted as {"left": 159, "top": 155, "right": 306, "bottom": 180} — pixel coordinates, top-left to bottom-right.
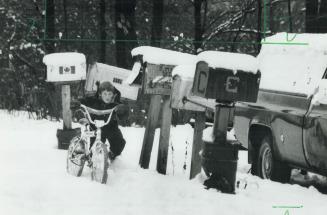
{"left": 43, "top": 52, "right": 86, "bottom": 83}
{"left": 130, "top": 46, "right": 197, "bottom": 96}
{"left": 192, "top": 61, "right": 261, "bottom": 102}
{"left": 144, "top": 63, "right": 175, "bottom": 95}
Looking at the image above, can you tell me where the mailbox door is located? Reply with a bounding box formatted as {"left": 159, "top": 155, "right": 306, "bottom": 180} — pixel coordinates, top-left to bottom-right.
{"left": 192, "top": 61, "right": 209, "bottom": 98}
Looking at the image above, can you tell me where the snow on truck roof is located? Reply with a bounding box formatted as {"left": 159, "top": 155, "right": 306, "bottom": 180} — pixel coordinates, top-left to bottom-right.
{"left": 43, "top": 52, "right": 86, "bottom": 66}
{"left": 261, "top": 32, "right": 327, "bottom": 52}
{"left": 131, "top": 46, "right": 196, "bottom": 65}
{"left": 258, "top": 33, "right": 327, "bottom": 96}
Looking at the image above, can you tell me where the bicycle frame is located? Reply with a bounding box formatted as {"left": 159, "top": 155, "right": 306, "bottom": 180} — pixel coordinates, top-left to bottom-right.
{"left": 79, "top": 104, "right": 116, "bottom": 156}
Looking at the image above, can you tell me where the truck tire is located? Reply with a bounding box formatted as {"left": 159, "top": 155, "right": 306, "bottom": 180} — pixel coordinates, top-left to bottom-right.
{"left": 254, "top": 136, "right": 291, "bottom": 183}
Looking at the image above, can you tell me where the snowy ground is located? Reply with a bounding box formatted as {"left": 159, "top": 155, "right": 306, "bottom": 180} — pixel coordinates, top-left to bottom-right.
{"left": 1, "top": 110, "right": 327, "bottom": 215}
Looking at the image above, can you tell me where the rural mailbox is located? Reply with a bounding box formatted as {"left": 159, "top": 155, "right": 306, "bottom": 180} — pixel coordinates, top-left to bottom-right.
{"left": 130, "top": 46, "right": 196, "bottom": 95}
{"left": 43, "top": 52, "right": 86, "bottom": 149}
{"left": 43, "top": 52, "right": 86, "bottom": 83}
{"left": 129, "top": 55, "right": 174, "bottom": 95}
{"left": 192, "top": 61, "right": 261, "bottom": 102}
{"left": 191, "top": 51, "right": 260, "bottom": 193}
{"left": 144, "top": 63, "right": 175, "bottom": 95}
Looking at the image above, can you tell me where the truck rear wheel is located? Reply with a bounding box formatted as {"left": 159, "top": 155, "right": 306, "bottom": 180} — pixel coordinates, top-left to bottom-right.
{"left": 253, "top": 136, "right": 291, "bottom": 183}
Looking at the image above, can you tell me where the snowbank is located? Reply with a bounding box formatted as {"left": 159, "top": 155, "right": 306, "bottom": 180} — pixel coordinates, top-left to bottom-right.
{"left": 1, "top": 110, "right": 327, "bottom": 215}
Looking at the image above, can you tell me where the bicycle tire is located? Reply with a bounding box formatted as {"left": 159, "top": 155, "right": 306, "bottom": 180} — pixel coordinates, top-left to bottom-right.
{"left": 91, "top": 141, "right": 109, "bottom": 184}
{"left": 66, "top": 137, "right": 86, "bottom": 177}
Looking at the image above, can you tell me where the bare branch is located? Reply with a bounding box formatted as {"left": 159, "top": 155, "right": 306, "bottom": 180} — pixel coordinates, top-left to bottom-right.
{"left": 30, "top": 0, "right": 43, "bottom": 18}
{"left": 203, "top": 1, "right": 256, "bottom": 44}
{"left": 12, "top": 50, "right": 42, "bottom": 74}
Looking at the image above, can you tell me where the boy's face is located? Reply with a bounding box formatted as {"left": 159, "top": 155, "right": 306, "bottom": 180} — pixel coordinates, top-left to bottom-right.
{"left": 100, "top": 90, "right": 115, "bottom": 104}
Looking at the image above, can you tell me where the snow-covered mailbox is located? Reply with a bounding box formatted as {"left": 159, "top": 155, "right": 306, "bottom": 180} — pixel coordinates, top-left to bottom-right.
{"left": 43, "top": 52, "right": 86, "bottom": 149}
{"left": 192, "top": 51, "right": 260, "bottom": 102}
{"left": 130, "top": 46, "right": 196, "bottom": 174}
{"left": 190, "top": 51, "right": 260, "bottom": 193}
{"left": 130, "top": 46, "right": 196, "bottom": 95}
{"left": 85, "top": 63, "right": 140, "bottom": 100}
{"left": 43, "top": 52, "right": 86, "bottom": 83}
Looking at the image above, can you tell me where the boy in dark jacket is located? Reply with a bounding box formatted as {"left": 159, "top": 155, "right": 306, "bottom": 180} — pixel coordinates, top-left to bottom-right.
{"left": 78, "top": 81, "right": 129, "bottom": 160}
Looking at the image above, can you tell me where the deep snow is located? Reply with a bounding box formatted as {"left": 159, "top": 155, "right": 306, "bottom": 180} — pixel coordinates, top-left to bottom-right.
{"left": 1, "top": 110, "right": 327, "bottom": 215}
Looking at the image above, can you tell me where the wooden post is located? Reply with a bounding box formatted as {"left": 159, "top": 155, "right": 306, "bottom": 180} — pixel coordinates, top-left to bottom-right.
{"left": 213, "top": 104, "right": 231, "bottom": 144}
{"left": 156, "top": 95, "right": 172, "bottom": 174}
{"left": 139, "top": 95, "right": 162, "bottom": 168}
{"left": 61, "top": 84, "right": 72, "bottom": 130}
{"left": 190, "top": 111, "right": 206, "bottom": 179}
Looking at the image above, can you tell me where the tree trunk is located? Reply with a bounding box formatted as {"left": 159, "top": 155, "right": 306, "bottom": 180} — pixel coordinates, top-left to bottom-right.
{"left": 62, "top": 0, "right": 68, "bottom": 51}
{"left": 99, "top": 0, "right": 106, "bottom": 63}
{"left": 318, "top": 0, "right": 327, "bottom": 33}
{"left": 45, "top": 0, "right": 55, "bottom": 53}
{"left": 150, "top": 0, "right": 164, "bottom": 47}
{"left": 306, "top": 0, "right": 318, "bottom": 33}
{"left": 256, "top": 0, "right": 262, "bottom": 53}
{"left": 80, "top": 0, "right": 86, "bottom": 52}
{"left": 269, "top": 0, "right": 276, "bottom": 33}
{"left": 115, "top": 0, "right": 138, "bottom": 69}
{"left": 287, "top": 0, "right": 293, "bottom": 33}
{"left": 194, "top": 0, "right": 203, "bottom": 54}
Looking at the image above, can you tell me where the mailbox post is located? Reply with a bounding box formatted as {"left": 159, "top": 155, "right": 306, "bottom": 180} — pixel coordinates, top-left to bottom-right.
{"left": 171, "top": 64, "right": 215, "bottom": 179}
{"left": 191, "top": 51, "right": 260, "bottom": 193}
{"left": 43, "top": 52, "right": 86, "bottom": 149}
{"left": 131, "top": 46, "right": 196, "bottom": 174}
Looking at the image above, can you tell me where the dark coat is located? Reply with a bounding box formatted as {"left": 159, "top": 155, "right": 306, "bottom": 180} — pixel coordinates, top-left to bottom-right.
{"left": 78, "top": 95, "right": 129, "bottom": 156}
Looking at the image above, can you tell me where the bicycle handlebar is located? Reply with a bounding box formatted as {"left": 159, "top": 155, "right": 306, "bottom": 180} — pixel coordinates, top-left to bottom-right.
{"left": 80, "top": 104, "right": 116, "bottom": 128}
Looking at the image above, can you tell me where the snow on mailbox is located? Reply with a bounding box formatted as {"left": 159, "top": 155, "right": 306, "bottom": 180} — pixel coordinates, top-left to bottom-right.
{"left": 131, "top": 46, "right": 196, "bottom": 95}
{"left": 192, "top": 51, "right": 260, "bottom": 102}
{"left": 43, "top": 52, "right": 86, "bottom": 82}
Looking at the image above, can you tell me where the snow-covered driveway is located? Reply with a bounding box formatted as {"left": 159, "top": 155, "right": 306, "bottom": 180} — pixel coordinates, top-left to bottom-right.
{"left": 0, "top": 110, "right": 326, "bottom": 215}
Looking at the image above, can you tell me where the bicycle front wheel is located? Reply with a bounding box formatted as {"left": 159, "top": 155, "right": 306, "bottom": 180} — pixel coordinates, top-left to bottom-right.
{"left": 66, "top": 137, "right": 86, "bottom": 177}
{"left": 91, "top": 142, "right": 109, "bottom": 184}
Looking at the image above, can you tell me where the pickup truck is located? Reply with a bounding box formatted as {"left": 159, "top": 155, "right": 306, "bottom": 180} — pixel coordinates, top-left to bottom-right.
{"left": 233, "top": 33, "right": 327, "bottom": 183}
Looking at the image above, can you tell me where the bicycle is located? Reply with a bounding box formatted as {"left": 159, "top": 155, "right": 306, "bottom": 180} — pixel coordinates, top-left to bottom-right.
{"left": 66, "top": 104, "right": 116, "bottom": 184}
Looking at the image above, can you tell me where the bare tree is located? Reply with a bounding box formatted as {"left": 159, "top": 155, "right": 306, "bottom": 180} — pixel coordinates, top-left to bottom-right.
{"left": 151, "top": 0, "right": 164, "bottom": 47}
{"left": 115, "top": 0, "right": 138, "bottom": 69}
{"left": 287, "top": 0, "right": 293, "bottom": 32}
{"left": 257, "top": 0, "right": 262, "bottom": 53}
{"left": 45, "top": 0, "right": 55, "bottom": 53}
{"left": 318, "top": 0, "right": 327, "bottom": 32}
{"left": 99, "top": 0, "right": 106, "bottom": 63}
{"left": 193, "top": 0, "right": 208, "bottom": 53}
{"left": 306, "top": 0, "right": 318, "bottom": 32}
